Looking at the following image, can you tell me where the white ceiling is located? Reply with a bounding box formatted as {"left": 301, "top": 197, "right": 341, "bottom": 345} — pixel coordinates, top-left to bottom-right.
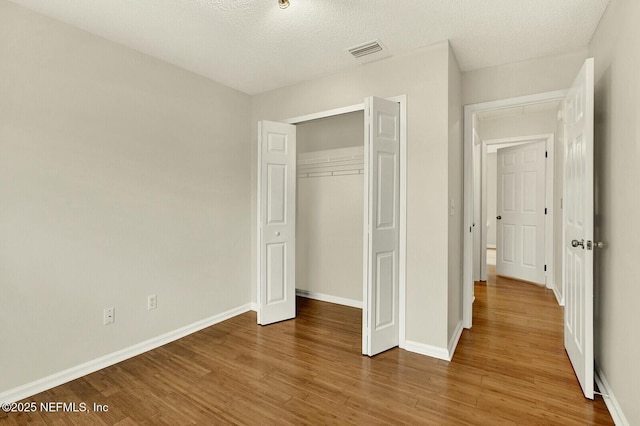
{"left": 10, "top": 0, "right": 610, "bottom": 95}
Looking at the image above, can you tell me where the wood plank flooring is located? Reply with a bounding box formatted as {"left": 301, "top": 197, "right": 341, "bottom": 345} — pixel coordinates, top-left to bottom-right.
{"left": 2, "top": 268, "right": 613, "bottom": 425}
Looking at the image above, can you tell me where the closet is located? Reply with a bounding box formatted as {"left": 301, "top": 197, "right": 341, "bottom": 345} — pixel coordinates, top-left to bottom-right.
{"left": 295, "top": 111, "right": 364, "bottom": 308}
{"left": 258, "top": 95, "right": 403, "bottom": 356}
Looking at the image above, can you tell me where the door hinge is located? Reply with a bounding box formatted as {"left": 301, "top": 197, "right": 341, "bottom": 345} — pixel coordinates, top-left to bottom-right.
{"left": 544, "top": 264, "right": 547, "bottom": 272}
{"left": 545, "top": 151, "right": 548, "bottom": 158}
{"left": 545, "top": 208, "right": 547, "bottom": 215}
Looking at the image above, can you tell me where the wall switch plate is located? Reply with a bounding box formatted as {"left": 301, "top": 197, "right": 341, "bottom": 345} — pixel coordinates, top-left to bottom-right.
{"left": 104, "top": 307, "right": 115, "bottom": 325}
{"left": 148, "top": 294, "right": 157, "bottom": 310}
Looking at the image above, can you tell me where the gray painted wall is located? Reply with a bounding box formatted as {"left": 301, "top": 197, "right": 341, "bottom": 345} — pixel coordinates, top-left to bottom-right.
{"left": 590, "top": 0, "right": 640, "bottom": 423}
{"left": 0, "top": 1, "right": 252, "bottom": 394}
{"left": 296, "top": 111, "right": 363, "bottom": 153}
{"left": 296, "top": 119, "right": 364, "bottom": 303}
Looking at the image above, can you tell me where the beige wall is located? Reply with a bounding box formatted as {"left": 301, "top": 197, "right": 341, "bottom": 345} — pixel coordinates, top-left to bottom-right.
{"left": 463, "top": 50, "right": 588, "bottom": 105}
{"left": 296, "top": 111, "right": 363, "bottom": 153}
{"left": 478, "top": 109, "right": 558, "bottom": 141}
{"left": 589, "top": 0, "right": 640, "bottom": 423}
{"left": 295, "top": 116, "right": 364, "bottom": 302}
{"left": 0, "top": 1, "right": 252, "bottom": 394}
{"left": 252, "top": 42, "right": 456, "bottom": 350}
{"left": 296, "top": 172, "right": 363, "bottom": 303}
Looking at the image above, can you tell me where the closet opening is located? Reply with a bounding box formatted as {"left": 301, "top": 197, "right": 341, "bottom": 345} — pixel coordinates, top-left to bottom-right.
{"left": 295, "top": 111, "right": 365, "bottom": 311}
{"left": 257, "top": 95, "right": 407, "bottom": 356}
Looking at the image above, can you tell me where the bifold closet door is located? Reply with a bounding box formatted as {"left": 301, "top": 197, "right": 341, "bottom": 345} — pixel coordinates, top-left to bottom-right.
{"left": 257, "top": 120, "right": 296, "bottom": 325}
{"left": 363, "top": 96, "right": 400, "bottom": 356}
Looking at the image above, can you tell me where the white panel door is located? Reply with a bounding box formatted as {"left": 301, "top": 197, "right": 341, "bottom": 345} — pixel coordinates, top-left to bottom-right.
{"left": 496, "top": 141, "right": 546, "bottom": 284}
{"left": 563, "top": 58, "right": 594, "bottom": 399}
{"left": 363, "top": 96, "right": 400, "bottom": 356}
{"left": 258, "top": 121, "right": 296, "bottom": 325}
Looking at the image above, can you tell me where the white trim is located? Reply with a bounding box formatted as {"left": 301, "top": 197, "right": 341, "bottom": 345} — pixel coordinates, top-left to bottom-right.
{"left": 296, "top": 289, "right": 362, "bottom": 309}
{"left": 362, "top": 98, "right": 370, "bottom": 354}
{"left": 545, "top": 136, "right": 555, "bottom": 291}
{"left": 447, "top": 321, "right": 464, "bottom": 360}
{"left": 463, "top": 90, "right": 569, "bottom": 329}
{"left": 284, "top": 103, "right": 365, "bottom": 125}
{"left": 256, "top": 122, "right": 263, "bottom": 323}
{"left": 552, "top": 286, "right": 565, "bottom": 307}
{"left": 487, "top": 244, "right": 496, "bottom": 249}
{"left": 397, "top": 94, "right": 408, "bottom": 350}
{"left": 251, "top": 302, "right": 258, "bottom": 312}
{"left": 0, "top": 303, "right": 253, "bottom": 404}
{"left": 403, "top": 340, "right": 450, "bottom": 361}
{"left": 595, "top": 366, "right": 630, "bottom": 426}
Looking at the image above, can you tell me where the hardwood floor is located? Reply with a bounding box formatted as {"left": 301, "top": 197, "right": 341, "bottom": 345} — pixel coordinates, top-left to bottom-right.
{"left": 2, "top": 271, "right": 613, "bottom": 425}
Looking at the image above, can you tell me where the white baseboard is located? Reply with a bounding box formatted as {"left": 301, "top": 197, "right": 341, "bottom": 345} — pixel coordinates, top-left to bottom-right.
{"left": 295, "top": 289, "right": 362, "bottom": 309}
{"left": 403, "top": 340, "right": 450, "bottom": 361}
{"left": 595, "top": 365, "right": 629, "bottom": 426}
{"left": 0, "top": 303, "right": 253, "bottom": 404}
{"left": 486, "top": 244, "right": 496, "bottom": 249}
{"left": 250, "top": 302, "right": 258, "bottom": 312}
{"left": 552, "top": 285, "right": 565, "bottom": 307}
{"left": 447, "top": 321, "right": 464, "bottom": 360}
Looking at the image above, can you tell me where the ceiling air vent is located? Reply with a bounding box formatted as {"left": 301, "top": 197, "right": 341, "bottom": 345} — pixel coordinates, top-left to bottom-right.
{"left": 348, "top": 40, "right": 383, "bottom": 59}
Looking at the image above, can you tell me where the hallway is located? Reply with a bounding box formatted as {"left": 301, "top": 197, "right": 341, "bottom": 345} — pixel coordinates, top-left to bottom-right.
{"left": 460, "top": 263, "right": 611, "bottom": 423}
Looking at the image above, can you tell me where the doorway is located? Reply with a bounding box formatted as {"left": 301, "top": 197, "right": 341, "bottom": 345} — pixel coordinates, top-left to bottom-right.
{"left": 463, "top": 90, "right": 568, "bottom": 328}
{"left": 256, "top": 96, "right": 408, "bottom": 357}
{"left": 481, "top": 134, "right": 556, "bottom": 287}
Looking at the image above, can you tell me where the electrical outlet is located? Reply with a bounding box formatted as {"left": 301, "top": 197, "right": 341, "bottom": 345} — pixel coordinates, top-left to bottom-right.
{"left": 147, "top": 294, "right": 157, "bottom": 310}
{"left": 103, "top": 307, "right": 115, "bottom": 325}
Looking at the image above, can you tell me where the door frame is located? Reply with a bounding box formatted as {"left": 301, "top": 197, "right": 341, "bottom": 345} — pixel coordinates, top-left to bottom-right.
{"left": 277, "top": 95, "right": 408, "bottom": 349}
{"left": 463, "top": 90, "right": 567, "bottom": 328}
{"left": 480, "top": 134, "right": 555, "bottom": 291}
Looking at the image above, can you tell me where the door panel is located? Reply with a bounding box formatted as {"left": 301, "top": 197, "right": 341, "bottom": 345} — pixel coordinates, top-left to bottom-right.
{"left": 258, "top": 121, "right": 296, "bottom": 325}
{"left": 267, "top": 165, "right": 287, "bottom": 224}
{"left": 496, "top": 141, "right": 546, "bottom": 284}
{"left": 563, "top": 58, "right": 594, "bottom": 400}
{"left": 375, "top": 251, "right": 395, "bottom": 328}
{"left": 266, "top": 242, "right": 286, "bottom": 303}
{"left": 364, "top": 97, "right": 400, "bottom": 356}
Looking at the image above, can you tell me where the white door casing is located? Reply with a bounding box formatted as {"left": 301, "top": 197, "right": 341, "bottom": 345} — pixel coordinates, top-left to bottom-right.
{"left": 363, "top": 96, "right": 400, "bottom": 356}
{"left": 563, "top": 58, "right": 594, "bottom": 400}
{"left": 496, "top": 141, "right": 546, "bottom": 284}
{"left": 257, "top": 121, "right": 296, "bottom": 325}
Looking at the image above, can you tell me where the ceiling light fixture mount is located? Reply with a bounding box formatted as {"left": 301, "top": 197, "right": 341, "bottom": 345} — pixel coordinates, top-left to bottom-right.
{"left": 278, "top": 0, "right": 290, "bottom": 9}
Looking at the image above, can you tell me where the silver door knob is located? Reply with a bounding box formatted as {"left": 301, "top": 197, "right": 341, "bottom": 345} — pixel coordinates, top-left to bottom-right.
{"left": 571, "top": 239, "right": 584, "bottom": 248}
{"left": 275, "top": 231, "right": 280, "bottom": 236}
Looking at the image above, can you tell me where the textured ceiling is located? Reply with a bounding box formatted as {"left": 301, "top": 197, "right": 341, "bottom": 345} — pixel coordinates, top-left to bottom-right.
{"left": 9, "top": 0, "right": 610, "bottom": 95}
